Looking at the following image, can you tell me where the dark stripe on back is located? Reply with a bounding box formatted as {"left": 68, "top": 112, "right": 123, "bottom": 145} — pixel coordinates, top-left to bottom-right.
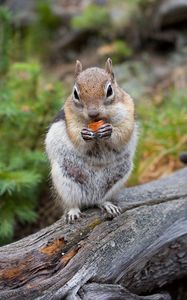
{"left": 52, "top": 109, "right": 66, "bottom": 123}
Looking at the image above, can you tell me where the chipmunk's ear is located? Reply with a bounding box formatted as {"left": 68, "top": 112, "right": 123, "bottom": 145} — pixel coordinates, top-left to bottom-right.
{"left": 75, "top": 60, "right": 82, "bottom": 78}
{"left": 105, "top": 58, "right": 114, "bottom": 81}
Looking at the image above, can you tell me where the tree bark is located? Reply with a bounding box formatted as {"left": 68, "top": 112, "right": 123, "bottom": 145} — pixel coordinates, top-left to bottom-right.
{"left": 0, "top": 168, "right": 187, "bottom": 300}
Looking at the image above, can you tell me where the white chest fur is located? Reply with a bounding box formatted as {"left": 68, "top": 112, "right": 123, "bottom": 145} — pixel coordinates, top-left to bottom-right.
{"left": 45, "top": 120, "right": 137, "bottom": 209}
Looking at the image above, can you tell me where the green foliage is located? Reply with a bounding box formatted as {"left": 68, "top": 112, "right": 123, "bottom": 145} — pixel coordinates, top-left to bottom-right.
{"left": 130, "top": 88, "right": 187, "bottom": 185}
{"left": 37, "top": 0, "right": 61, "bottom": 29}
{"left": 24, "top": 0, "right": 61, "bottom": 59}
{"left": 0, "top": 7, "right": 64, "bottom": 244}
{"left": 0, "top": 7, "right": 11, "bottom": 76}
{"left": 109, "top": 40, "right": 133, "bottom": 63}
{"left": 0, "top": 63, "right": 63, "bottom": 244}
{"left": 71, "top": 4, "right": 110, "bottom": 32}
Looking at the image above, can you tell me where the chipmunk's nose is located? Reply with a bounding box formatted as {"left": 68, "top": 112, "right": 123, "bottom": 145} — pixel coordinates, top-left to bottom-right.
{"left": 88, "top": 109, "right": 100, "bottom": 119}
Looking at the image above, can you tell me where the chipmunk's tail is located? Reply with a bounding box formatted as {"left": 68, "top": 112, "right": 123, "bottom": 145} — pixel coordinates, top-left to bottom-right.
{"left": 179, "top": 152, "right": 187, "bottom": 164}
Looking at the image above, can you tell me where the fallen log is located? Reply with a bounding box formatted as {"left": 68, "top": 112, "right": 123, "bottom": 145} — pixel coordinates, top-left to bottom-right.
{"left": 0, "top": 168, "right": 187, "bottom": 300}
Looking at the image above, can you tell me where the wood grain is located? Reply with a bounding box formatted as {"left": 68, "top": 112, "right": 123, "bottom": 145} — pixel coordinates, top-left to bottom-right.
{"left": 0, "top": 168, "right": 187, "bottom": 300}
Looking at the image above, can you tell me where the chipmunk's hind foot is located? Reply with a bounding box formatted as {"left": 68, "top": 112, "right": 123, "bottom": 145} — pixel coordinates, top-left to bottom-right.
{"left": 101, "top": 201, "right": 122, "bottom": 218}
{"left": 65, "top": 208, "right": 84, "bottom": 223}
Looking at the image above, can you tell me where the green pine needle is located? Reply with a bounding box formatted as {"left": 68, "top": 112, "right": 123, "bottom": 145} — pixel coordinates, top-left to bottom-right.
{"left": 0, "top": 214, "right": 14, "bottom": 240}
{"left": 0, "top": 170, "right": 42, "bottom": 196}
{"left": 15, "top": 205, "right": 37, "bottom": 223}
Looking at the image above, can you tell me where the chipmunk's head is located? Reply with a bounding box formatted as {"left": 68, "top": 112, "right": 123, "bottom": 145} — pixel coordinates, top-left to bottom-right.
{"left": 69, "top": 58, "right": 122, "bottom": 123}
{"left": 66, "top": 58, "right": 134, "bottom": 127}
{"left": 64, "top": 59, "right": 135, "bottom": 148}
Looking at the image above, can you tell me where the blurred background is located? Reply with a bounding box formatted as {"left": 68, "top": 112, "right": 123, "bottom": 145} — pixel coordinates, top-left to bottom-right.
{"left": 0, "top": 0, "right": 186, "bottom": 247}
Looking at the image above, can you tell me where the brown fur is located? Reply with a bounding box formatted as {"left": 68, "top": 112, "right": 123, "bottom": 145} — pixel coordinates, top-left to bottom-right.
{"left": 45, "top": 59, "right": 137, "bottom": 222}
{"left": 64, "top": 98, "right": 85, "bottom": 148}
{"left": 64, "top": 64, "right": 135, "bottom": 150}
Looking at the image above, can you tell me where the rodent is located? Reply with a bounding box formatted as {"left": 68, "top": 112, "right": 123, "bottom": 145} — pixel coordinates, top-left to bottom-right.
{"left": 45, "top": 58, "right": 137, "bottom": 223}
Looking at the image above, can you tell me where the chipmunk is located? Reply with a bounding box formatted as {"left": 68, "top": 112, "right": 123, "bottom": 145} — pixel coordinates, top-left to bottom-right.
{"left": 45, "top": 58, "right": 137, "bottom": 223}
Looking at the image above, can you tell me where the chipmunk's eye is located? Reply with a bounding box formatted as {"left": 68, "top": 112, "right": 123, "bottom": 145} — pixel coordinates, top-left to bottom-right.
{"left": 73, "top": 85, "right": 83, "bottom": 107}
{"left": 105, "top": 83, "right": 114, "bottom": 105}
{"left": 73, "top": 87, "right": 80, "bottom": 101}
{"left": 106, "top": 84, "right": 113, "bottom": 98}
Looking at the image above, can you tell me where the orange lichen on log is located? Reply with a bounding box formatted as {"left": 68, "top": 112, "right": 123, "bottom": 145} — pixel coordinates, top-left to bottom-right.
{"left": 61, "top": 246, "right": 80, "bottom": 266}
{"left": 40, "top": 238, "right": 65, "bottom": 256}
{"left": 1, "top": 266, "right": 23, "bottom": 280}
{"left": 0, "top": 258, "right": 31, "bottom": 281}
{"left": 88, "top": 120, "right": 105, "bottom": 132}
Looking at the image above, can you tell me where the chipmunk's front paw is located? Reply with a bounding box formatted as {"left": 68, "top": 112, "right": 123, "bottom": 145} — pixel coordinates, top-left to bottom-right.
{"left": 81, "top": 128, "right": 95, "bottom": 141}
{"left": 96, "top": 123, "right": 112, "bottom": 139}
{"left": 101, "top": 202, "right": 121, "bottom": 218}
{"left": 65, "top": 208, "right": 83, "bottom": 223}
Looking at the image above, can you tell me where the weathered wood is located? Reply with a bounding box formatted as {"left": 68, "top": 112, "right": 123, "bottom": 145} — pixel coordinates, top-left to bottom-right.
{"left": 0, "top": 168, "right": 187, "bottom": 300}
{"left": 79, "top": 283, "right": 171, "bottom": 300}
